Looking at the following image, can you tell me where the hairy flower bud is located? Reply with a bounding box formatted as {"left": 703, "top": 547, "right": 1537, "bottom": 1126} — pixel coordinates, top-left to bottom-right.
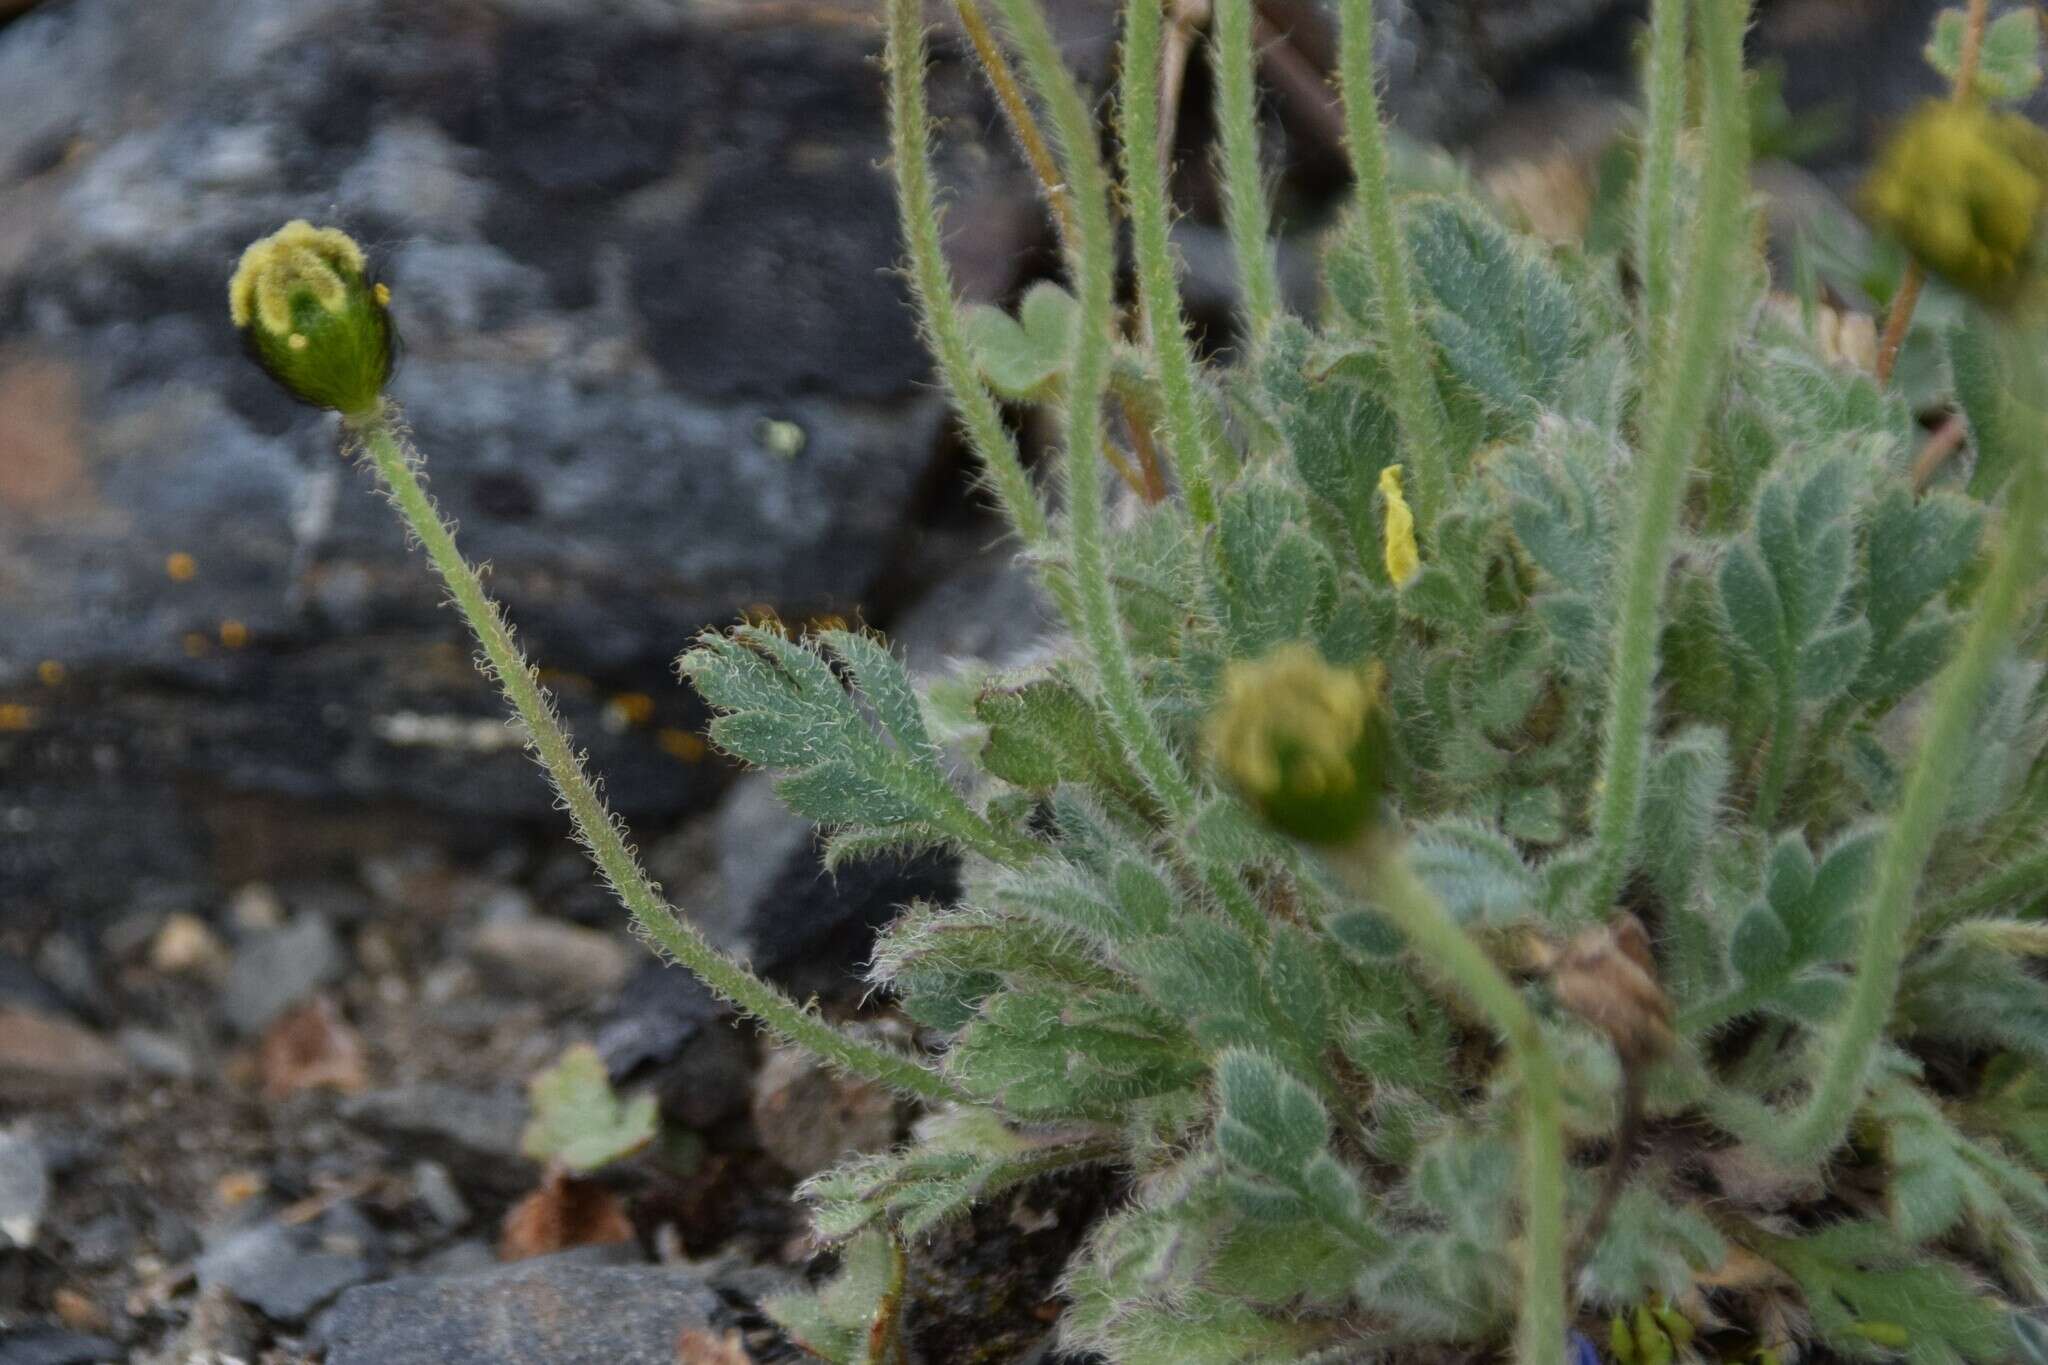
{"left": 228, "top": 221, "right": 394, "bottom": 417}
{"left": 1862, "top": 100, "right": 2048, "bottom": 306}
{"left": 1206, "top": 644, "right": 1392, "bottom": 846}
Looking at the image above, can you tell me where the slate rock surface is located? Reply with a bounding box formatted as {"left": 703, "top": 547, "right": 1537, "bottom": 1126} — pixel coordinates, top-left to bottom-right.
{"left": 0, "top": 0, "right": 1025, "bottom": 916}
{"left": 320, "top": 1255, "right": 724, "bottom": 1365}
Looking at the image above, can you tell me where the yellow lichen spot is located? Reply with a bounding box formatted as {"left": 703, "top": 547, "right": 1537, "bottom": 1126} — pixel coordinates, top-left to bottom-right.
{"left": 287, "top": 333, "right": 308, "bottom": 351}
{"left": 165, "top": 552, "right": 198, "bottom": 582}
{"left": 1378, "top": 464, "right": 1421, "bottom": 588}
{"left": 182, "top": 632, "right": 209, "bottom": 658}
{"left": 0, "top": 703, "right": 37, "bottom": 732}
{"left": 219, "top": 619, "right": 249, "bottom": 649}
{"left": 657, "top": 728, "right": 708, "bottom": 763}
{"left": 36, "top": 660, "right": 64, "bottom": 687}
{"left": 373, "top": 282, "right": 391, "bottom": 307}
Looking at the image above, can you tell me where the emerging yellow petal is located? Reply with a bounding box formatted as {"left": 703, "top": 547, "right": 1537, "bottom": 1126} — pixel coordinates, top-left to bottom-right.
{"left": 1379, "top": 464, "right": 1421, "bottom": 588}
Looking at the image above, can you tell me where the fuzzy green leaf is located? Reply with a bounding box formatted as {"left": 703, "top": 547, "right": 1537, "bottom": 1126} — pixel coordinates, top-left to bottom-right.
{"left": 1926, "top": 6, "right": 2043, "bottom": 101}
{"left": 1408, "top": 819, "right": 1542, "bottom": 925}
{"left": 1762, "top": 1222, "right": 2010, "bottom": 1364}
{"left": 520, "top": 1044, "right": 658, "bottom": 1174}
{"left": 763, "top": 1230, "right": 901, "bottom": 1365}
{"left": 1404, "top": 195, "right": 1584, "bottom": 414}
{"left": 961, "top": 281, "right": 1078, "bottom": 400}
{"left": 1258, "top": 320, "right": 1397, "bottom": 568}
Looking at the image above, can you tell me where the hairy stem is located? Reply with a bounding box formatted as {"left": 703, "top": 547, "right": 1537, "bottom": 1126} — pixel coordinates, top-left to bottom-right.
{"left": 1120, "top": 0, "right": 1220, "bottom": 524}
{"left": 349, "top": 409, "right": 961, "bottom": 1105}
{"left": 1335, "top": 0, "right": 1455, "bottom": 532}
{"left": 888, "top": 0, "right": 1084, "bottom": 636}
{"left": 1214, "top": 0, "right": 1283, "bottom": 342}
{"left": 1587, "top": 0, "right": 1750, "bottom": 916}
{"left": 1333, "top": 845, "right": 1566, "bottom": 1365}
{"left": 1752, "top": 671, "right": 1799, "bottom": 831}
{"left": 1775, "top": 334, "right": 2048, "bottom": 1162}
{"left": 1637, "top": 0, "right": 1687, "bottom": 369}
{"left": 993, "top": 0, "right": 1201, "bottom": 825}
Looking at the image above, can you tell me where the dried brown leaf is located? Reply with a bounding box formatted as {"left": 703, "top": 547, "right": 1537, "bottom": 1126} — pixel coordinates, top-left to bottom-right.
{"left": 499, "top": 1168, "right": 635, "bottom": 1262}
{"left": 258, "top": 995, "right": 369, "bottom": 1099}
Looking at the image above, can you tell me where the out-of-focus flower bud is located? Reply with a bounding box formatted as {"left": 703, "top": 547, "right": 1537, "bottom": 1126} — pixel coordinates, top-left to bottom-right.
{"left": 228, "top": 221, "right": 394, "bottom": 417}
{"left": 1207, "top": 644, "right": 1392, "bottom": 846}
{"left": 1862, "top": 100, "right": 2048, "bottom": 307}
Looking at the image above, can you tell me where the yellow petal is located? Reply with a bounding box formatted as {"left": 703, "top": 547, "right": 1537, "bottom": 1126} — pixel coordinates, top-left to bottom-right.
{"left": 1379, "top": 464, "right": 1420, "bottom": 588}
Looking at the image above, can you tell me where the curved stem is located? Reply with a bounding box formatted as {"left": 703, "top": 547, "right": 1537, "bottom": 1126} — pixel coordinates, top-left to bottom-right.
{"left": 1637, "top": 0, "right": 1687, "bottom": 369}
{"left": 1213, "top": 0, "right": 1283, "bottom": 343}
{"left": 1587, "top": 0, "right": 1751, "bottom": 916}
{"left": 992, "top": 0, "right": 1201, "bottom": 825}
{"left": 1335, "top": 0, "right": 1455, "bottom": 533}
{"left": 1120, "top": 0, "right": 1220, "bottom": 524}
{"left": 953, "top": 0, "right": 1079, "bottom": 250}
{"left": 885, "top": 0, "right": 1067, "bottom": 596}
{"left": 349, "top": 409, "right": 961, "bottom": 1105}
{"left": 1332, "top": 845, "right": 1566, "bottom": 1365}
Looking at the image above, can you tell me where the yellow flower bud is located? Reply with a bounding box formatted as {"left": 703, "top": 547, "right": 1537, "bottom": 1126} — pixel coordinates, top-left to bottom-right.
{"left": 1206, "top": 644, "right": 1392, "bottom": 846}
{"left": 228, "top": 221, "right": 394, "bottom": 417}
{"left": 1378, "top": 464, "right": 1421, "bottom": 588}
{"left": 1862, "top": 100, "right": 2048, "bottom": 307}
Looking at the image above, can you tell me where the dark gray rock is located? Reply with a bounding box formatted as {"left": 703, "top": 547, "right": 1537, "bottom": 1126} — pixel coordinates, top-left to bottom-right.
{"left": 594, "top": 963, "right": 752, "bottom": 1131}
{"left": 0, "top": 0, "right": 1030, "bottom": 919}
{"left": 0, "top": 1329, "right": 122, "bottom": 1365}
{"left": 673, "top": 767, "right": 962, "bottom": 1004}
{"left": 320, "top": 1255, "right": 723, "bottom": 1365}
{"left": 341, "top": 1083, "right": 531, "bottom": 1193}
{"left": 193, "top": 1203, "right": 384, "bottom": 1324}
{"left": 220, "top": 914, "right": 344, "bottom": 1035}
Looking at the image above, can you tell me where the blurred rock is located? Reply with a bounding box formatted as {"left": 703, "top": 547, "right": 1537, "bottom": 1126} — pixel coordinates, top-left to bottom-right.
{"left": 321, "top": 1255, "right": 723, "bottom": 1365}
{"left": 0, "top": 1126, "right": 50, "bottom": 1248}
{"left": 147, "top": 912, "right": 228, "bottom": 978}
{"left": 676, "top": 770, "right": 963, "bottom": 1003}
{"left": 115, "top": 1026, "right": 197, "bottom": 1082}
{"left": 593, "top": 964, "right": 753, "bottom": 1132}
{"left": 890, "top": 546, "right": 1055, "bottom": 680}
{"left": 749, "top": 1048, "right": 898, "bottom": 1180}
{"left": 0, "top": 0, "right": 1035, "bottom": 919}
{"left": 469, "top": 917, "right": 632, "bottom": 1002}
{"left": 410, "top": 1159, "right": 469, "bottom": 1231}
{"left": 193, "top": 1202, "right": 384, "bottom": 1324}
{"left": 133, "top": 1284, "right": 259, "bottom": 1365}
{"left": 0, "top": 1329, "right": 122, "bottom": 1365}
{"left": 0, "top": 1006, "right": 127, "bottom": 1101}
{"left": 341, "top": 1083, "right": 531, "bottom": 1193}
{"left": 220, "top": 914, "right": 344, "bottom": 1036}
